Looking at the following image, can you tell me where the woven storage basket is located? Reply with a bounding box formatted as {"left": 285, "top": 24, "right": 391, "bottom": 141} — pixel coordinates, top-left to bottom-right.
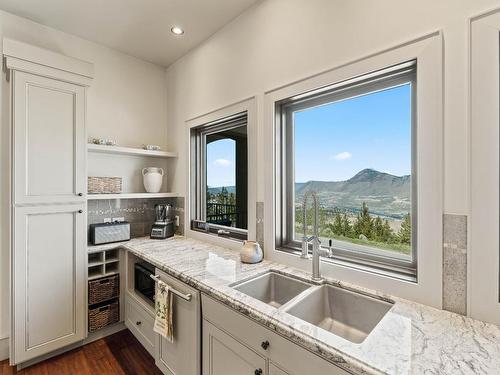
{"left": 88, "top": 300, "right": 119, "bottom": 332}
{"left": 88, "top": 274, "right": 120, "bottom": 305}
{"left": 88, "top": 176, "right": 122, "bottom": 194}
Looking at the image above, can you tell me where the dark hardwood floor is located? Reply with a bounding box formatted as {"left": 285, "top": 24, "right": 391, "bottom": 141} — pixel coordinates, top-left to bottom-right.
{"left": 0, "top": 330, "right": 163, "bottom": 375}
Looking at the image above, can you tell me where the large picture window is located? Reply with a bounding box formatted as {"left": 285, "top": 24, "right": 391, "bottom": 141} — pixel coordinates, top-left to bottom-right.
{"left": 276, "top": 62, "right": 416, "bottom": 278}
{"left": 191, "top": 113, "right": 248, "bottom": 239}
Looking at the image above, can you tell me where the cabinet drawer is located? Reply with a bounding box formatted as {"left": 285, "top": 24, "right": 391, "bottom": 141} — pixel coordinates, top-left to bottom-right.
{"left": 202, "top": 295, "right": 351, "bottom": 375}
{"left": 125, "top": 294, "right": 155, "bottom": 356}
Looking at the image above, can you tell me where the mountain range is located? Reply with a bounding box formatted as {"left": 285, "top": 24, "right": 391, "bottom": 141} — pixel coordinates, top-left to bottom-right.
{"left": 208, "top": 169, "right": 411, "bottom": 218}
{"left": 295, "top": 169, "right": 411, "bottom": 218}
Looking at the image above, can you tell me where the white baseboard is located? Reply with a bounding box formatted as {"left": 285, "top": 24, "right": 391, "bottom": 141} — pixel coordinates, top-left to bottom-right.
{"left": 0, "top": 337, "right": 8, "bottom": 361}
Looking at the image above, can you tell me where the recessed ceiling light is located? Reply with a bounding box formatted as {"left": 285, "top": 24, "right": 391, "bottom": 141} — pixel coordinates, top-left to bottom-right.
{"left": 171, "top": 26, "right": 184, "bottom": 36}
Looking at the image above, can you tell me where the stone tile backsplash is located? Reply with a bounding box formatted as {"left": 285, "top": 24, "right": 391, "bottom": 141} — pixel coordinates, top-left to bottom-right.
{"left": 442, "top": 214, "right": 467, "bottom": 315}
{"left": 87, "top": 197, "right": 184, "bottom": 240}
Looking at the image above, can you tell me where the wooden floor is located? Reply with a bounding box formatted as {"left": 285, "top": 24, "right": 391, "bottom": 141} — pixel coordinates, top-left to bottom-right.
{"left": 0, "top": 330, "right": 163, "bottom": 375}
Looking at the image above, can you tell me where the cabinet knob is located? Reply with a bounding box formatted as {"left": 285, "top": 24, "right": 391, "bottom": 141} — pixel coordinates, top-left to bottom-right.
{"left": 136, "top": 321, "right": 142, "bottom": 326}
{"left": 77, "top": 193, "right": 83, "bottom": 196}
{"left": 78, "top": 209, "right": 83, "bottom": 213}
{"left": 254, "top": 369, "right": 262, "bottom": 375}
{"left": 261, "top": 340, "right": 269, "bottom": 350}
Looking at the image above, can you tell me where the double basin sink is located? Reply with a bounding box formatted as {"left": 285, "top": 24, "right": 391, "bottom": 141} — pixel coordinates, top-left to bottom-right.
{"left": 231, "top": 271, "right": 393, "bottom": 344}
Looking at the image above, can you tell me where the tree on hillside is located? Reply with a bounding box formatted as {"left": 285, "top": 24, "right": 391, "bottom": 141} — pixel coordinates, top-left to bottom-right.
{"left": 330, "top": 213, "right": 343, "bottom": 235}
{"left": 398, "top": 213, "right": 411, "bottom": 244}
{"left": 341, "top": 213, "right": 352, "bottom": 237}
{"left": 373, "top": 216, "right": 384, "bottom": 241}
{"left": 353, "top": 202, "right": 373, "bottom": 238}
{"left": 383, "top": 219, "right": 393, "bottom": 242}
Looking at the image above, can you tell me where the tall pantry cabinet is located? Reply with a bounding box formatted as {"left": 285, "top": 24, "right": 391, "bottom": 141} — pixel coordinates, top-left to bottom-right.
{"left": 3, "top": 38, "right": 93, "bottom": 365}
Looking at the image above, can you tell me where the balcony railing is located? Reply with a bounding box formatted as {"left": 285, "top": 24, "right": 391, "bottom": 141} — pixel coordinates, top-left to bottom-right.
{"left": 206, "top": 202, "right": 245, "bottom": 228}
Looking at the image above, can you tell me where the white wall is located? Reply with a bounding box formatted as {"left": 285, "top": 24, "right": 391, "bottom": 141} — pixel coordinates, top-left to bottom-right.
{"left": 0, "top": 11, "right": 167, "bottom": 340}
{"left": 165, "top": 0, "right": 500, "bottom": 298}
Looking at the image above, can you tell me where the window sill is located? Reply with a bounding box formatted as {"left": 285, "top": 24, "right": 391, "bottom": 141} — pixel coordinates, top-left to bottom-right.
{"left": 186, "top": 228, "right": 245, "bottom": 252}
{"left": 275, "top": 247, "right": 417, "bottom": 283}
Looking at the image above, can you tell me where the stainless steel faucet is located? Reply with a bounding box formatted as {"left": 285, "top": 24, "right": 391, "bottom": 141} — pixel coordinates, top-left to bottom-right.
{"left": 301, "top": 191, "right": 322, "bottom": 281}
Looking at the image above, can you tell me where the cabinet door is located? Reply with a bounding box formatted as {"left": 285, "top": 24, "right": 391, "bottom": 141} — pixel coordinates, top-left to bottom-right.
{"left": 155, "top": 270, "right": 201, "bottom": 375}
{"left": 12, "top": 71, "right": 86, "bottom": 205}
{"left": 203, "top": 320, "right": 266, "bottom": 375}
{"left": 269, "top": 363, "right": 289, "bottom": 375}
{"left": 11, "top": 204, "right": 86, "bottom": 364}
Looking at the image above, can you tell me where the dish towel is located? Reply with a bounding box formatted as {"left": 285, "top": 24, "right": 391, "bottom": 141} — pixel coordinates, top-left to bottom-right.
{"left": 153, "top": 280, "right": 174, "bottom": 342}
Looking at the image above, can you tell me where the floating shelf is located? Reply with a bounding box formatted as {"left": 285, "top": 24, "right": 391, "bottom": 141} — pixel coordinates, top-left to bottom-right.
{"left": 87, "top": 192, "right": 180, "bottom": 200}
{"left": 88, "top": 144, "right": 177, "bottom": 158}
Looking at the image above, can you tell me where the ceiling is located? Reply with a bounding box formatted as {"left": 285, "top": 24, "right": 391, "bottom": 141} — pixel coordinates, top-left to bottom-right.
{"left": 0, "top": 0, "right": 260, "bottom": 67}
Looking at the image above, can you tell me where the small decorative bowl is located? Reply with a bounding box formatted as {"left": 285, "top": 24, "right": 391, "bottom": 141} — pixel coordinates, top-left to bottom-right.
{"left": 143, "top": 144, "right": 162, "bottom": 151}
{"left": 90, "top": 138, "right": 117, "bottom": 146}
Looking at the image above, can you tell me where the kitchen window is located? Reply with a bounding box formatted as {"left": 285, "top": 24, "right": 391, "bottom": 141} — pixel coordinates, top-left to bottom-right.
{"left": 276, "top": 61, "right": 417, "bottom": 279}
{"left": 191, "top": 112, "right": 248, "bottom": 240}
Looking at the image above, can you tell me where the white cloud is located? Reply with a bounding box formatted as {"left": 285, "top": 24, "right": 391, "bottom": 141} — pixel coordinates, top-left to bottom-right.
{"left": 213, "top": 158, "right": 232, "bottom": 167}
{"left": 332, "top": 151, "right": 352, "bottom": 161}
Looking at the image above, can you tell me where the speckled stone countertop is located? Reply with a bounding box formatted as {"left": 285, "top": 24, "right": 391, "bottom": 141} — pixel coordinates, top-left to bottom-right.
{"left": 88, "top": 236, "right": 500, "bottom": 375}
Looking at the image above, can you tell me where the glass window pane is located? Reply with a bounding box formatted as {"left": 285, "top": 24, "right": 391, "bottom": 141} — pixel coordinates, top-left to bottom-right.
{"left": 293, "top": 83, "right": 413, "bottom": 260}
{"left": 205, "top": 125, "right": 248, "bottom": 230}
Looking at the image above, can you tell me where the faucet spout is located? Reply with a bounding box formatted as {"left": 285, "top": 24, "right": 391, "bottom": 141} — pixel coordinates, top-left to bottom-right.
{"left": 301, "top": 191, "right": 323, "bottom": 281}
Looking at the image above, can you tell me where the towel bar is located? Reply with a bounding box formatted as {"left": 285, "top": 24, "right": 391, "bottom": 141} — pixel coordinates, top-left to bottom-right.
{"left": 150, "top": 274, "right": 192, "bottom": 302}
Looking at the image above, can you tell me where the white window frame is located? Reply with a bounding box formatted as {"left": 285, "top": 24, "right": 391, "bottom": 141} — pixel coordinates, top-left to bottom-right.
{"left": 470, "top": 9, "right": 500, "bottom": 325}
{"left": 264, "top": 32, "right": 443, "bottom": 307}
{"left": 276, "top": 62, "right": 417, "bottom": 280}
{"left": 186, "top": 98, "right": 257, "bottom": 250}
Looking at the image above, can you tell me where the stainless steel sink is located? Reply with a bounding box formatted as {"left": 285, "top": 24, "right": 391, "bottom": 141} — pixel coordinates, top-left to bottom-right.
{"left": 231, "top": 271, "right": 312, "bottom": 308}
{"left": 282, "top": 284, "right": 393, "bottom": 343}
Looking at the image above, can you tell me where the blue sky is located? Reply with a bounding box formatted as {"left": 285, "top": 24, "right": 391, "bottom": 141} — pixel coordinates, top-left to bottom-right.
{"left": 206, "top": 138, "right": 236, "bottom": 187}
{"left": 295, "top": 84, "right": 412, "bottom": 182}
{"left": 206, "top": 84, "right": 412, "bottom": 187}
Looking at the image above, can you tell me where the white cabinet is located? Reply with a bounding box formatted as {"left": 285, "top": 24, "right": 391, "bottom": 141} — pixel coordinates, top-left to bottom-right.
{"left": 125, "top": 293, "right": 156, "bottom": 357}
{"left": 202, "top": 295, "right": 350, "bottom": 375}
{"left": 269, "top": 363, "right": 289, "bottom": 375}
{"left": 154, "top": 270, "right": 201, "bottom": 375}
{"left": 12, "top": 71, "right": 87, "bottom": 205}
{"left": 5, "top": 39, "right": 93, "bottom": 365}
{"left": 12, "top": 204, "right": 86, "bottom": 363}
{"left": 203, "top": 320, "right": 266, "bottom": 375}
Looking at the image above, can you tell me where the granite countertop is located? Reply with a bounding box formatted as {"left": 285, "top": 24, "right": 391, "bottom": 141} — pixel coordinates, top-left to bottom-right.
{"left": 88, "top": 236, "right": 500, "bottom": 375}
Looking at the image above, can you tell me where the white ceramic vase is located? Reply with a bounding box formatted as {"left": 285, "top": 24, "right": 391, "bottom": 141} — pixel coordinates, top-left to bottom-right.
{"left": 240, "top": 240, "right": 263, "bottom": 264}
{"left": 142, "top": 167, "right": 164, "bottom": 193}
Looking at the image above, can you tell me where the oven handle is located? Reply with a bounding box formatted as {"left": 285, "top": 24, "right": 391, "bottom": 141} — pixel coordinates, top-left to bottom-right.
{"left": 150, "top": 274, "right": 192, "bottom": 302}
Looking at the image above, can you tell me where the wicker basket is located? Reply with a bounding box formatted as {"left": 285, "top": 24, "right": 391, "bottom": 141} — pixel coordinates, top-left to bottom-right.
{"left": 88, "top": 274, "right": 120, "bottom": 305}
{"left": 88, "top": 176, "right": 122, "bottom": 194}
{"left": 88, "top": 300, "right": 119, "bottom": 332}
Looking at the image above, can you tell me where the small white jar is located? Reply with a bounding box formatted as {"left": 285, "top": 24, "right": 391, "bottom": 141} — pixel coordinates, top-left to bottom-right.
{"left": 142, "top": 167, "right": 164, "bottom": 193}
{"left": 240, "top": 241, "right": 263, "bottom": 264}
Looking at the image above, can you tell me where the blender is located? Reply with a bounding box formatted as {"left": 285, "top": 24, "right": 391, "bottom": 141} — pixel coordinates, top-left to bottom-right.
{"left": 150, "top": 203, "right": 175, "bottom": 239}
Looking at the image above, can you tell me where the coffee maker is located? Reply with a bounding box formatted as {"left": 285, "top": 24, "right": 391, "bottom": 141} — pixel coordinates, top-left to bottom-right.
{"left": 150, "top": 204, "right": 175, "bottom": 239}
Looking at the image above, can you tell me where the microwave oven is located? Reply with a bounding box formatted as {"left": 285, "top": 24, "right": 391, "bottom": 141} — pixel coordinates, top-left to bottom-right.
{"left": 134, "top": 262, "right": 155, "bottom": 304}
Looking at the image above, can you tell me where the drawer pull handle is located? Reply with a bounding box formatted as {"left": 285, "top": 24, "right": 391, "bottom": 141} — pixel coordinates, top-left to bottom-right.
{"left": 261, "top": 340, "right": 269, "bottom": 350}
{"left": 78, "top": 193, "right": 83, "bottom": 196}
{"left": 78, "top": 209, "right": 83, "bottom": 213}
{"left": 136, "top": 321, "right": 142, "bottom": 326}
{"left": 254, "top": 369, "right": 263, "bottom": 375}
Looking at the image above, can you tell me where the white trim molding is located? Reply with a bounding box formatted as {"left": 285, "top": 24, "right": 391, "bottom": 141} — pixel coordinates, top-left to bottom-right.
{"left": 3, "top": 38, "right": 94, "bottom": 86}
{"left": 469, "top": 9, "right": 500, "bottom": 325}
{"left": 263, "top": 31, "right": 443, "bottom": 308}
{"left": 0, "top": 337, "right": 8, "bottom": 361}
{"left": 185, "top": 97, "right": 258, "bottom": 249}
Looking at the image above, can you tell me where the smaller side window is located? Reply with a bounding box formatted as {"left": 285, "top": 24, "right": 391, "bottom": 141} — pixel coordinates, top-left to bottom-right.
{"left": 191, "top": 113, "right": 248, "bottom": 240}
